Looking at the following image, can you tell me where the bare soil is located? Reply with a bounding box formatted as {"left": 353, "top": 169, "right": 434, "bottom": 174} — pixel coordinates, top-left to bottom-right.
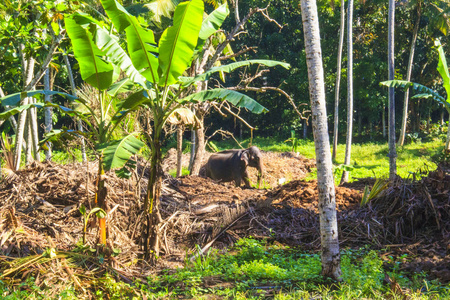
{"left": 0, "top": 151, "right": 449, "bottom": 283}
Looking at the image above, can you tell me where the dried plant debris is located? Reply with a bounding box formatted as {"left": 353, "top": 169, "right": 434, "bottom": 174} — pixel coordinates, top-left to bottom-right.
{"left": 0, "top": 154, "right": 449, "bottom": 284}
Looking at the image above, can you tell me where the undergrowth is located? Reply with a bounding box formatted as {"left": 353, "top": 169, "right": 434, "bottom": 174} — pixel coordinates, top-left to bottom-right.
{"left": 1, "top": 238, "right": 449, "bottom": 299}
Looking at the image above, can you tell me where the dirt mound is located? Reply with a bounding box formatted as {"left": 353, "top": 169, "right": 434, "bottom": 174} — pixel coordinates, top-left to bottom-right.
{"left": 268, "top": 180, "right": 361, "bottom": 212}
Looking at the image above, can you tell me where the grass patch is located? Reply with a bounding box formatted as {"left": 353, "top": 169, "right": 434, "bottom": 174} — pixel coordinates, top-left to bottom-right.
{"left": 213, "top": 137, "right": 441, "bottom": 184}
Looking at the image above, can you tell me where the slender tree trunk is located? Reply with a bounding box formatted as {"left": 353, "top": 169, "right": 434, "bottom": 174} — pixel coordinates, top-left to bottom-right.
{"left": 25, "top": 116, "right": 33, "bottom": 164}
{"left": 388, "top": 0, "right": 397, "bottom": 179}
{"left": 300, "top": 0, "right": 342, "bottom": 281}
{"left": 341, "top": 0, "right": 354, "bottom": 184}
{"left": 44, "top": 68, "right": 53, "bottom": 160}
{"left": 189, "top": 127, "right": 196, "bottom": 172}
{"left": 14, "top": 44, "right": 33, "bottom": 170}
{"left": 176, "top": 125, "right": 183, "bottom": 177}
{"left": 398, "top": 3, "right": 421, "bottom": 146}
{"left": 382, "top": 103, "right": 386, "bottom": 138}
{"left": 191, "top": 112, "right": 206, "bottom": 175}
{"left": 332, "top": 0, "right": 346, "bottom": 162}
{"left": 63, "top": 53, "right": 87, "bottom": 162}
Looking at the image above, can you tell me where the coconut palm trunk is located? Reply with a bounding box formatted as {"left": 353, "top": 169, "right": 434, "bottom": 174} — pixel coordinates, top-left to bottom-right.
{"left": 300, "top": 0, "right": 342, "bottom": 280}
{"left": 398, "top": 2, "right": 421, "bottom": 146}
{"left": 340, "top": 0, "right": 354, "bottom": 184}
{"left": 388, "top": 0, "right": 397, "bottom": 179}
{"left": 332, "top": 0, "right": 346, "bottom": 162}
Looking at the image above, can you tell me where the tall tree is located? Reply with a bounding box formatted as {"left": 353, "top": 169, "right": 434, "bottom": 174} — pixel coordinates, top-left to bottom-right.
{"left": 398, "top": 1, "right": 421, "bottom": 146}
{"left": 340, "top": 0, "right": 353, "bottom": 184}
{"left": 332, "top": 0, "right": 346, "bottom": 162}
{"left": 388, "top": 0, "right": 397, "bottom": 179}
{"left": 300, "top": 0, "right": 342, "bottom": 280}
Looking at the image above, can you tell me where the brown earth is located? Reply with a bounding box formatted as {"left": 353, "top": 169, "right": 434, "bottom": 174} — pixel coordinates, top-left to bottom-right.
{"left": 0, "top": 151, "right": 449, "bottom": 284}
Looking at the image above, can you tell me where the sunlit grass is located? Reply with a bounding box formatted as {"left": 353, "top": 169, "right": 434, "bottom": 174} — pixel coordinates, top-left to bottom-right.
{"left": 214, "top": 137, "right": 442, "bottom": 184}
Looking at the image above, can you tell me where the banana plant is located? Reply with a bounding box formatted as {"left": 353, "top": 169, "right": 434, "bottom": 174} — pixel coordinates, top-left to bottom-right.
{"left": 69, "top": 0, "right": 289, "bottom": 259}
{"left": 381, "top": 39, "right": 450, "bottom": 151}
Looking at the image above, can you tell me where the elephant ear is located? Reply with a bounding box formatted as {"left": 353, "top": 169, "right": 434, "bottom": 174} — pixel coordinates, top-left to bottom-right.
{"left": 240, "top": 150, "right": 249, "bottom": 166}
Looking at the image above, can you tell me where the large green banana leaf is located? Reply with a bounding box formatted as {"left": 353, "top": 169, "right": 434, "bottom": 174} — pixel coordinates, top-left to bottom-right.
{"left": 180, "top": 60, "right": 291, "bottom": 86}
{"left": 98, "top": 133, "right": 144, "bottom": 171}
{"left": 101, "top": 0, "right": 159, "bottom": 84}
{"left": 435, "top": 40, "right": 450, "bottom": 102}
{"left": 94, "top": 25, "right": 147, "bottom": 87}
{"left": 0, "top": 90, "right": 77, "bottom": 107}
{"left": 197, "top": 3, "right": 229, "bottom": 50}
{"left": 0, "top": 102, "right": 74, "bottom": 120}
{"left": 179, "top": 88, "right": 268, "bottom": 114}
{"left": 65, "top": 14, "right": 118, "bottom": 90}
{"left": 158, "top": 0, "right": 204, "bottom": 86}
{"left": 380, "top": 80, "right": 447, "bottom": 107}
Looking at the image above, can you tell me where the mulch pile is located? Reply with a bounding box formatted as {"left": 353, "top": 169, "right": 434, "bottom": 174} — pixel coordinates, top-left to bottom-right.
{"left": 0, "top": 153, "right": 449, "bottom": 282}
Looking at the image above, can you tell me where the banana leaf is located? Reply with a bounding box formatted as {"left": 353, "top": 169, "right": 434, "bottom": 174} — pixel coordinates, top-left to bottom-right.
{"left": 65, "top": 13, "right": 118, "bottom": 90}
{"left": 0, "top": 90, "right": 77, "bottom": 107}
{"left": 179, "top": 88, "right": 268, "bottom": 114}
{"left": 98, "top": 133, "right": 144, "bottom": 171}
{"left": 158, "top": 0, "right": 204, "bottom": 86}
{"left": 180, "top": 60, "right": 291, "bottom": 86}
{"left": 101, "top": 0, "right": 159, "bottom": 84}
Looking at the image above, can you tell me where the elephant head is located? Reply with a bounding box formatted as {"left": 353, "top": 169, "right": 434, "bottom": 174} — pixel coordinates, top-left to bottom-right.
{"left": 241, "top": 146, "right": 264, "bottom": 188}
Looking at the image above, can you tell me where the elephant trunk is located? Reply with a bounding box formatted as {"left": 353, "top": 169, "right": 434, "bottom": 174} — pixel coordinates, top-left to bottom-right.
{"left": 257, "top": 161, "right": 264, "bottom": 188}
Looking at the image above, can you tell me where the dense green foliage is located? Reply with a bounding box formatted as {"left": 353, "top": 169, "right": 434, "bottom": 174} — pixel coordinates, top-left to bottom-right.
{"left": 2, "top": 238, "right": 448, "bottom": 299}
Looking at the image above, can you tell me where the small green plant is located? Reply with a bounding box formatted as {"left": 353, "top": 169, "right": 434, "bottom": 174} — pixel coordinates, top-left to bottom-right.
{"left": 406, "top": 132, "right": 421, "bottom": 144}
{"left": 284, "top": 130, "right": 300, "bottom": 153}
{"left": 169, "top": 167, "right": 190, "bottom": 177}
{"left": 361, "top": 178, "right": 388, "bottom": 207}
{"left": 79, "top": 204, "right": 107, "bottom": 245}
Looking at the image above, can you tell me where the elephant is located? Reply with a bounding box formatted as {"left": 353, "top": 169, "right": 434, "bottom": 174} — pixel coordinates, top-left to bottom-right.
{"left": 205, "top": 146, "right": 263, "bottom": 188}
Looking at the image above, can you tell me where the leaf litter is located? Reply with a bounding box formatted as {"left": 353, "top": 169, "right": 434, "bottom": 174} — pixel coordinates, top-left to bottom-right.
{"left": 0, "top": 150, "right": 449, "bottom": 295}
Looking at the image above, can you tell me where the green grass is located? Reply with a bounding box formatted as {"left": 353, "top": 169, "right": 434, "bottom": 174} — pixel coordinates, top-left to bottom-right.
{"left": 211, "top": 136, "right": 442, "bottom": 184}
{"left": 3, "top": 238, "right": 449, "bottom": 299}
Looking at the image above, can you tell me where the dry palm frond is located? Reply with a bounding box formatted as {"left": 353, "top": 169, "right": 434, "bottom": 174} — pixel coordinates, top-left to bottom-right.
{"left": 145, "top": 0, "right": 177, "bottom": 23}
{"left": 167, "top": 107, "right": 200, "bottom": 127}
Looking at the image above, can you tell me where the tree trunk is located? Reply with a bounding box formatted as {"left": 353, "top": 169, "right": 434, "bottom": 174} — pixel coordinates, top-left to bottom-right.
{"left": 176, "top": 125, "right": 183, "bottom": 177}
{"left": 14, "top": 44, "right": 34, "bottom": 170}
{"left": 332, "top": 0, "right": 345, "bottom": 162}
{"left": 398, "top": 3, "right": 421, "bottom": 146}
{"left": 190, "top": 112, "right": 206, "bottom": 175}
{"left": 63, "top": 53, "right": 87, "bottom": 162}
{"left": 44, "top": 68, "right": 53, "bottom": 160}
{"left": 388, "top": 0, "right": 397, "bottom": 179}
{"left": 382, "top": 103, "right": 386, "bottom": 138}
{"left": 341, "top": 0, "right": 354, "bottom": 184}
{"left": 300, "top": 0, "right": 342, "bottom": 281}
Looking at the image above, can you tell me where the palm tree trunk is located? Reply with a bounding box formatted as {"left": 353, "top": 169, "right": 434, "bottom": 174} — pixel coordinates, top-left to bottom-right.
{"left": 388, "top": 0, "right": 397, "bottom": 179}
{"left": 341, "top": 0, "right": 354, "bottom": 184}
{"left": 300, "top": 0, "right": 342, "bottom": 281}
{"left": 398, "top": 3, "right": 421, "bottom": 146}
{"left": 44, "top": 68, "right": 53, "bottom": 160}
{"left": 332, "top": 0, "right": 346, "bottom": 162}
